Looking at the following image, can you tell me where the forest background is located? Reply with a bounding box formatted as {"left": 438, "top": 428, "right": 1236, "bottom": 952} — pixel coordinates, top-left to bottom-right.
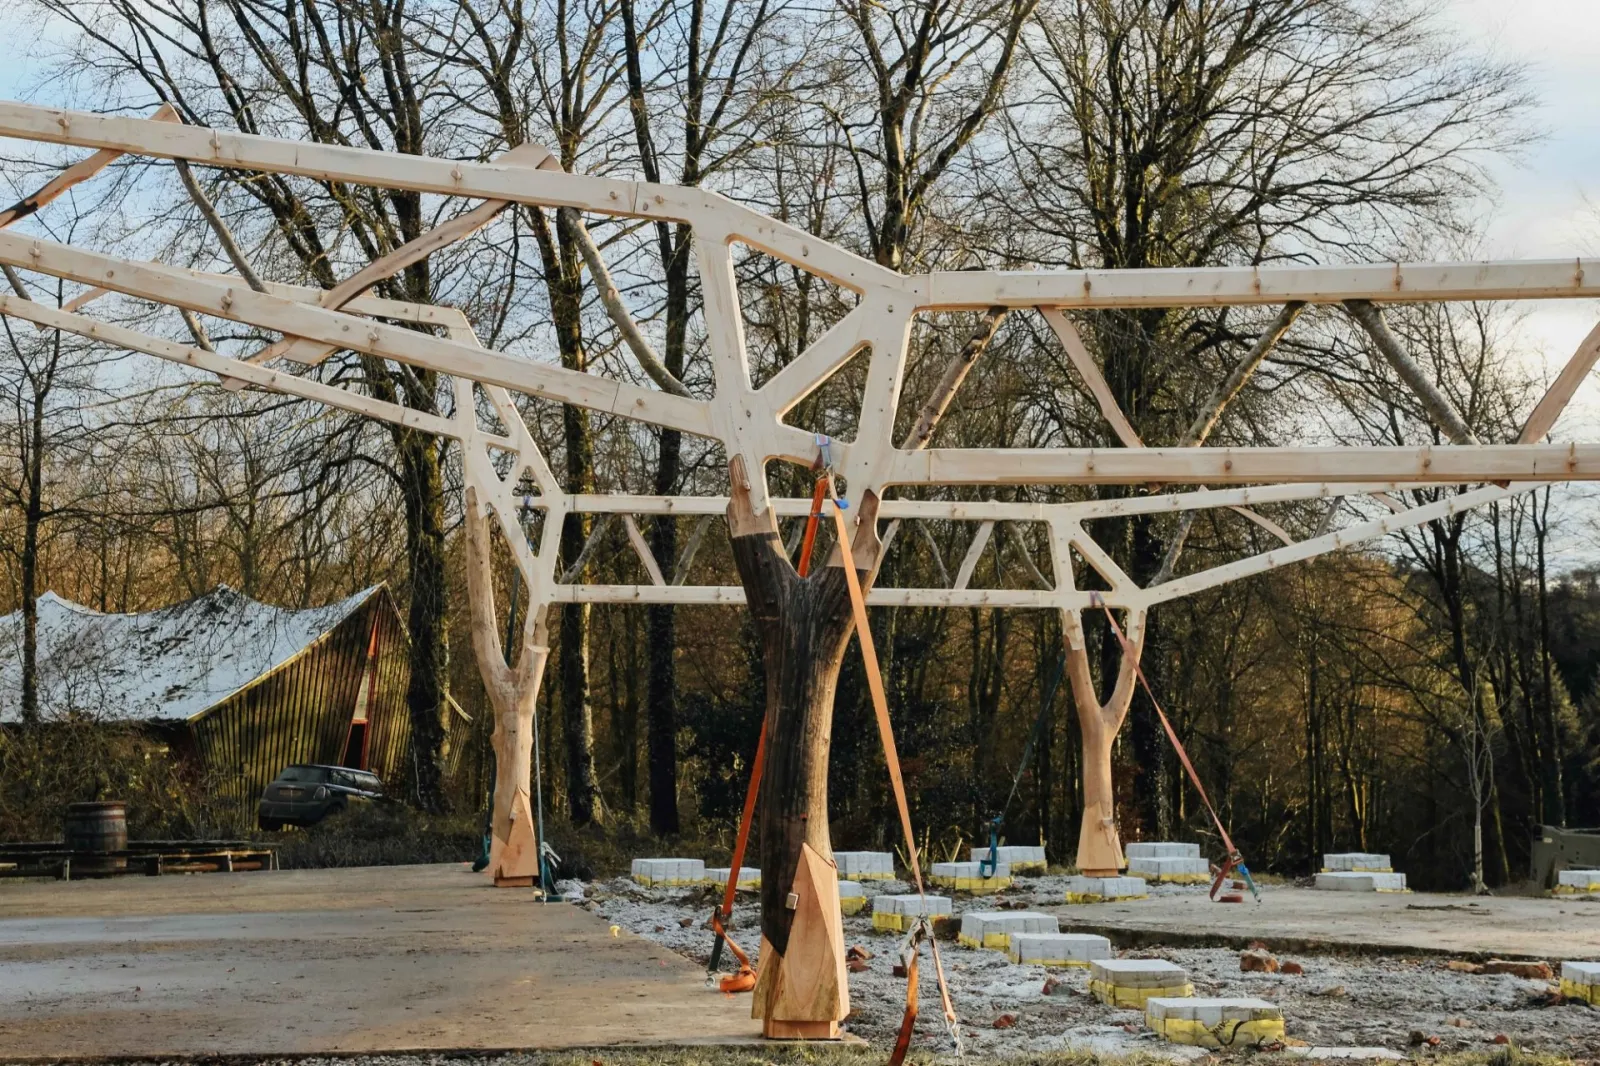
{"left": 1, "top": 0, "right": 1598, "bottom": 891}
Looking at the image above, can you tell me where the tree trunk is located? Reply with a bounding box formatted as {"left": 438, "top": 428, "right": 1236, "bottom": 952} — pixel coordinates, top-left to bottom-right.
{"left": 726, "top": 459, "right": 878, "bottom": 1038}
{"left": 462, "top": 488, "right": 547, "bottom": 886}
{"left": 1063, "top": 609, "right": 1146, "bottom": 874}
{"left": 547, "top": 207, "right": 605, "bottom": 827}
{"left": 398, "top": 427, "right": 450, "bottom": 812}
{"left": 20, "top": 382, "right": 42, "bottom": 723}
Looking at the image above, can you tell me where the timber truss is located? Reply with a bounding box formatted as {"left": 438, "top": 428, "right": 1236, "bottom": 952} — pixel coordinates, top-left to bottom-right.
{"left": 1, "top": 100, "right": 1596, "bottom": 884}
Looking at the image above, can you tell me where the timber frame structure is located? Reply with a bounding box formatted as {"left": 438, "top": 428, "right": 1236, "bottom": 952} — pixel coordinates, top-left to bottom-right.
{"left": 3, "top": 100, "right": 1599, "bottom": 1038}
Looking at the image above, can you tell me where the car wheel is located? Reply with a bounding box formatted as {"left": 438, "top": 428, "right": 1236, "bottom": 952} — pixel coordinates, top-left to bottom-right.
{"left": 258, "top": 817, "right": 283, "bottom": 831}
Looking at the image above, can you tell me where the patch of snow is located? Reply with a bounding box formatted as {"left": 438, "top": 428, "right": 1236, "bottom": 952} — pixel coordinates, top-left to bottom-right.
{"left": 0, "top": 585, "right": 378, "bottom": 723}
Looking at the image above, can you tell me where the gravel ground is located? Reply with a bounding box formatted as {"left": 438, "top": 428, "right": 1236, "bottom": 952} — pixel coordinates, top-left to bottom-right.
{"left": 572, "top": 876, "right": 1600, "bottom": 1061}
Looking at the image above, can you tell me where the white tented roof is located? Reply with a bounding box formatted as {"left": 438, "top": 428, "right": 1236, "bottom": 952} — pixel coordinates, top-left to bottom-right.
{"left": 0, "top": 585, "right": 379, "bottom": 723}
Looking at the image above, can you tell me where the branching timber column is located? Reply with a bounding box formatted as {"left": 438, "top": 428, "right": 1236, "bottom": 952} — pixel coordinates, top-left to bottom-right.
{"left": 1061, "top": 606, "right": 1147, "bottom": 875}
{"left": 462, "top": 487, "right": 548, "bottom": 887}
{"left": 726, "top": 456, "right": 881, "bottom": 1039}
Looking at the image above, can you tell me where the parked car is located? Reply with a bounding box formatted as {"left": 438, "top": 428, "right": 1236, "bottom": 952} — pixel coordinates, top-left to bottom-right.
{"left": 258, "top": 764, "right": 384, "bottom": 830}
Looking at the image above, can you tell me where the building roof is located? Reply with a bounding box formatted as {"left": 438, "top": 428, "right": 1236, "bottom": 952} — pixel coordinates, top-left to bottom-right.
{"left": 0, "top": 585, "right": 382, "bottom": 724}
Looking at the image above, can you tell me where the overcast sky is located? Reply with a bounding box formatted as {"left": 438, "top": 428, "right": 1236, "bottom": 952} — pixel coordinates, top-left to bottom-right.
{"left": 1440, "top": 1, "right": 1600, "bottom": 367}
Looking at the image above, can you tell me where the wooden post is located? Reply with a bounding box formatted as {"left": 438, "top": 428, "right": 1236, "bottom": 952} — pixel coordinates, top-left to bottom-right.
{"left": 1062, "top": 607, "right": 1147, "bottom": 875}
{"left": 725, "top": 457, "right": 881, "bottom": 1039}
{"left": 463, "top": 487, "right": 548, "bottom": 888}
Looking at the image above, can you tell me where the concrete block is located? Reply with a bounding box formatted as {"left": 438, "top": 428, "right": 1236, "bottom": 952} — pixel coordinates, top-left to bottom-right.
{"left": 1144, "top": 996, "right": 1284, "bottom": 1048}
{"left": 834, "top": 851, "right": 895, "bottom": 880}
{"left": 931, "top": 860, "right": 1012, "bottom": 894}
{"left": 1287, "top": 1050, "right": 1404, "bottom": 1061}
{"left": 707, "top": 866, "right": 760, "bottom": 890}
{"left": 838, "top": 879, "right": 869, "bottom": 916}
{"left": 1124, "top": 841, "right": 1201, "bottom": 860}
{"left": 1313, "top": 871, "right": 1407, "bottom": 893}
{"left": 968, "top": 844, "right": 1047, "bottom": 874}
{"left": 870, "top": 893, "right": 952, "bottom": 932}
{"left": 630, "top": 857, "right": 707, "bottom": 886}
{"left": 1088, "top": 958, "right": 1192, "bottom": 1006}
{"left": 957, "top": 910, "right": 1057, "bottom": 950}
{"left": 1007, "top": 932, "right": 1112, "bottom": 967}
{"left": 1560, "top": 960, "right": 1600, "bottom": 1005}
{"left": 1126, "top": 856, "right": 1211, "bottom": 884}
{"left": 1320, "top": 852, "right": 1392, "bottom": 872}
{"left": 1555, "top": 869, "right": 1600, "bottom": 895}
{"left": 1063, "top": 874, "right": 1149, "bottom": 903}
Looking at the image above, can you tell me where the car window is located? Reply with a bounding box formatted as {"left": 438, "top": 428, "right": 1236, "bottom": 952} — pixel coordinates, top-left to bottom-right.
{"left": 331, "top": 770, "right": 380, "bottom": 791}
{"left": 277, "top": 766, "right": 327, "bottom": 783}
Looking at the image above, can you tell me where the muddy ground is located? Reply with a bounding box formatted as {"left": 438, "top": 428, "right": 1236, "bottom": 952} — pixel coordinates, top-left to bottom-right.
{"left": 578, "top": 875, "right": 1600, "bottom": 1061}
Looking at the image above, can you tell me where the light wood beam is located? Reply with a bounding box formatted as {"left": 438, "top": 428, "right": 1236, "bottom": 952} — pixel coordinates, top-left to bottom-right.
{"left": 952, "top": 521, "right": 994, "bottom": 590}
{"left": 1520, "top": 320, "right": 1600, "bottom": 443}
{"left": 1344, "top": 299, "right": 1479, "bottom": 444}
{"left": 1039, "top": 307, "right": 1142, "bottom": 447}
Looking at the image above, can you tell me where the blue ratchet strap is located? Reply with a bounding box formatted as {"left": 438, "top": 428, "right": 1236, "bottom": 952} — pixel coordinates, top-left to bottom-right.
{"left": 978, "top": 816, "right": 1002, "bottom": 878}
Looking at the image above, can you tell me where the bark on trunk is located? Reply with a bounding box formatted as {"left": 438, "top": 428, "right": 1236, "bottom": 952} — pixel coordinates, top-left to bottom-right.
{"left": 726, "top": 458, "right": 878, "bottom": 1037}
{"left": 398, "top": 426, "right": 449, "bottom": 812}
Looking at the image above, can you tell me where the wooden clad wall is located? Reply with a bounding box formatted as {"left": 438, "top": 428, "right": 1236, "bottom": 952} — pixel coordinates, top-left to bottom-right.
{"left": 190, "top": 593, "right": 388, "bottom": 828}
{"left": 360, "top": 599, "right": 413, "bottom": 790}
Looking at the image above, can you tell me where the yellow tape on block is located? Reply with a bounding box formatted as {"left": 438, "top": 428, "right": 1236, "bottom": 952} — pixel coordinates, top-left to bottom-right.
{"left": 1008, "top": 951, "right": 1092, "bottom": 968}
{"left": 1561, "top": 978, "right": 1600, "bottom": 1005}
{"left": 956, "top": 931, "right": 1016, "bottom": 950}
{"left": 633, "top": 875, "right": 707, "bottom": 887}
{"left": 1066, "top": 892, "right": 1150, "bottom": 905}
{"left": 1089, "top": 979, "right": 1194, "bottom": 1007}
{"left": 1149, "top": 1016, "right": 1284, "bottom": 1048}
{"left": 873, "top": 912, "right": 909, "bottom": 933}
{"left": 932, "top": 874, "right": 1013, "bottom": 894}
{"left": 1555, "top": 884, "right": 1600, "bottom": 896}
{"left": 1150, "top": 873, "right": 1210, "bottom": 885}
{"left": 840, "top": 895, "right": 868, "bottom": 916}
{"left": 1009, "top": 862, "right": 1048, "bottom": 876}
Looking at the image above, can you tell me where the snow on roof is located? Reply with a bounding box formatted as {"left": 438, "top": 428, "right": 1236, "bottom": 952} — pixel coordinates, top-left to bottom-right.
{"left": 0, "top": 585, "right": 381, "bottom": 724}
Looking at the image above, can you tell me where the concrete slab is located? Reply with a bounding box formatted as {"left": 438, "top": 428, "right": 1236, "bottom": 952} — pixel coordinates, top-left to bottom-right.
{"left": 838, "top": 879, "right": 868, "bottom": 916}
{"left": 871, "top": 893, "right": 952, "bottom": 933}
{"left": 707, "top": 866, "right": 759, "bottom": 890}
{"left": 1322, "top": 852, "right": 1392, "bottom": 872}
{"left": 1007, "top": 931, "right": 1111, "bottom": 967}
{"left": 0, "top": 863, "right": 759, "bottom": 1057}
{"left": 1315, "top": 871, "right": 1408, "bottom": 893}
{"left": 1145, "top": 996, "right": 1283, "bottom": 1048}
{"left": 833, "top": 851, "right": 894, "bottom": 880}
{"left": 1127, "top": 856, "right": 1211, "bottom": 884}
{"left": 1044, "top": 884, "right": 1600, "bottom": 960}
{"left": 931, "top": 860, "right": 1011, "bottom": 893}
{"left": 1562, "top": 960, "right": 1600, "bottom": 1004}
{"left": 957, "top": 910, "right": 1057, "bottom": 950}
{"left": 1125, "top": 842, "right": 1201, "bottom": 860}
{"left": 631, "top": 857, "right": 707, "bottom": 886}
{"left": 968, "top": 845, "right": 1046, "bottom": 874}
{"left": 1064, "top": 874, "right": 1149, "bottom": 903}
{"left": 1088, "top": 958, "right": 1192, "bottom": 1006}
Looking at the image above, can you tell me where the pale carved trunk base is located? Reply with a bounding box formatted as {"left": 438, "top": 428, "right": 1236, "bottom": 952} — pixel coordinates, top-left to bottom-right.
{"left": 750, "top": 843, "right": 848, "bottom": 1036}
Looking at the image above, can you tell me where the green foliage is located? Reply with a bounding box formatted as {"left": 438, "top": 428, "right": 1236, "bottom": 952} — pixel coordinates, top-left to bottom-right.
{"left": 0, "top": 719, "right": 233, "bottom": 841}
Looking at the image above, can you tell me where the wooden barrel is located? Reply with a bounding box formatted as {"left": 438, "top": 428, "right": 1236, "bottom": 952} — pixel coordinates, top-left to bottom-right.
{"left": 64, "top": 801, "right": 128, "bottom": 871}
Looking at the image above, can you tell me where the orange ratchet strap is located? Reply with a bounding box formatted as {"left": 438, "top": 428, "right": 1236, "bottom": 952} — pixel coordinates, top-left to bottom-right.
{"left": 829, "top": 484, "right": 962, "bottom": 1063}
{"left": 1091, "top": 594, "right": 1256, "bottom": 900}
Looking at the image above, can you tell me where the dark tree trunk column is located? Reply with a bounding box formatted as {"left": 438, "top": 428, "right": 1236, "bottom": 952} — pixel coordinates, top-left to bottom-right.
{"left": 398, "top": 427, "right": 449, "bottom": 813}
{"left": 726, "top": 460, "right": 876, "bottom": 1039}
